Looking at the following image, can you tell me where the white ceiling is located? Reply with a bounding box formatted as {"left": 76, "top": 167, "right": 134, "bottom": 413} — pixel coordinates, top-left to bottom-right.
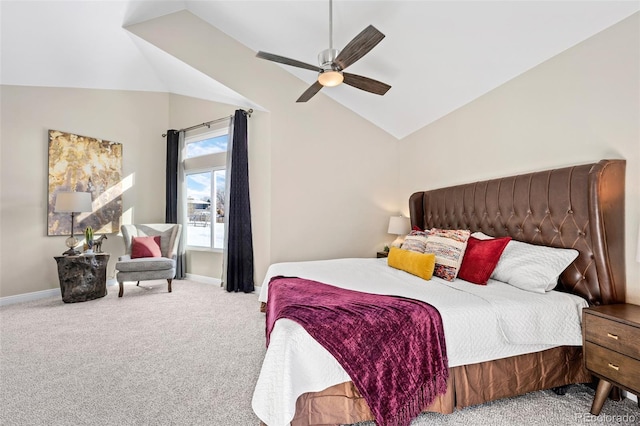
{"left": 2, "top": 1, "right": 639, "bottom": 139}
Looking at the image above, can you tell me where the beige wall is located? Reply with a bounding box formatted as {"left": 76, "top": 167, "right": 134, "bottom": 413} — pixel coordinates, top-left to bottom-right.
{"left": 0, "top": 87, "right": 170, "bottom": 297}
{"left": 128, "top": 11, "right": 400, "bottom": 279}
{"left": 398, "top": 13, "right": 640, "bottom": 304}
{"left": 0, "top": 12, "right": 399, "bottom": 298}
{"left": 0, "top": 86, "right": 276, "bottom": 297}
{"left": 2, "top": 11, "right": 636, "bottom": 305}
{"left": 0, "top": 86, "right": 271, "bottom": 297}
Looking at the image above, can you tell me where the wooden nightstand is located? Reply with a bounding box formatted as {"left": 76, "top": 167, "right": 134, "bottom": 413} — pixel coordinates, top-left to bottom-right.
{"left": 582, "top": 304, "right": 640, "bottom": 415}
{"left": 376, "top": 251, "right": 389, "bottom": 258}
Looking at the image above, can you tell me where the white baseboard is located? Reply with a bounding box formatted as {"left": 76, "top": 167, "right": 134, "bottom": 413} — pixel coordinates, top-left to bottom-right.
{"left": 2, "top": 282, "right": 116, "bottom": 306}
{"left": 186, "top": 274, "right": 261, "bottom": 295}
{"left": 186, "top": 273, "right": 222, "bottom": 286}
{"left": 623, "top": 390, "right": 638, "bottom": 403}
{"left": 0, "top": 288, "right": 61, "bottom": 307}
{"left": 1, "top": 277, "right": 260, "bottom": 307}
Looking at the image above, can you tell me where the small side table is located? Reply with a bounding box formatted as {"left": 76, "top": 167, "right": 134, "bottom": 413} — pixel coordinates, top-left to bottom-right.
{"left": 377, "top": 251, "right": 389, "bottom": 258}
{"left": 54, "top": 253, "right": 109, "bottom": 303}
{"left": 583, "top": 304, "right": 640, "bottom": 414}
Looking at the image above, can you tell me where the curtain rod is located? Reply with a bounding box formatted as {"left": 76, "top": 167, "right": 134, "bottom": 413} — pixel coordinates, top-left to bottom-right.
{"left": 162, "top": 108, "right": 253, "bottom": 137}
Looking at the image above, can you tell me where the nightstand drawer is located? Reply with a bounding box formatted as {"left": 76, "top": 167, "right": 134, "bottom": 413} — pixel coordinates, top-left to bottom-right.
{"left": 584, "top": 341, "right": 640, "bottom": 393}
{"left": 584, "top": 313, "right": 640, "bottom": 359}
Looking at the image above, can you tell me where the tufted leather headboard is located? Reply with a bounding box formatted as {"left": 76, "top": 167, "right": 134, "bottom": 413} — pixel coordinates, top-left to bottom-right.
{"left": 409, "top": 160, "right": 625, "bottom": 306}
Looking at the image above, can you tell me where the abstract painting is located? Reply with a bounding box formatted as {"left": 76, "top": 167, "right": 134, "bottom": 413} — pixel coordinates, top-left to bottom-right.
{"left": 48, "top": 129, "right": 123, "bottom": 236}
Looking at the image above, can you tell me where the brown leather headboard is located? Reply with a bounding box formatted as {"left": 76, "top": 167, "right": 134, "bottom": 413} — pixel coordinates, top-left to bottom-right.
{"left": 409, "top": 160, "right": 625, "bottom": 306}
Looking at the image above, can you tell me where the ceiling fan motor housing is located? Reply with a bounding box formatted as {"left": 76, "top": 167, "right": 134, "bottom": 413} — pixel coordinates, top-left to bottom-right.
{"left": 318, "top": 48, "right": 340, "bottom": 69}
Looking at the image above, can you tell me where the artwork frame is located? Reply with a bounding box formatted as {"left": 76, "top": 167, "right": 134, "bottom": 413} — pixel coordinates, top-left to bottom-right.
{"left": 47, "top": 129, "right": 123, "bottom": 236}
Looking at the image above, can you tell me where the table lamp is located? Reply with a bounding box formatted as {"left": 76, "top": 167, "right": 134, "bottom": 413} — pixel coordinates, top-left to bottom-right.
{"left": 54, "top": 191, "right": 93, "bottom": 256}
{"left": 388, "top": 216, "right": 410, "bottom": 248}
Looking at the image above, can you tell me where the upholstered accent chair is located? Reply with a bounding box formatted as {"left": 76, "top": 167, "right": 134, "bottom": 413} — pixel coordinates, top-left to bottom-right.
{"left": 115, "top": 224, "right": 182, "bottom": 297}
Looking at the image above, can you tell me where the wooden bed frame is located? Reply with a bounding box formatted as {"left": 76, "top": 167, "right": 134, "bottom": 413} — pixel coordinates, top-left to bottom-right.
{"left": 284, "top": 159, "right": 626, "bottom": 426}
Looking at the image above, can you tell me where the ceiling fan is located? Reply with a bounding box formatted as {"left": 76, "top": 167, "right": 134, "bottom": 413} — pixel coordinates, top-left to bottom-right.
{"left": 255, "top": 0, "right": 391, "bottom": 102}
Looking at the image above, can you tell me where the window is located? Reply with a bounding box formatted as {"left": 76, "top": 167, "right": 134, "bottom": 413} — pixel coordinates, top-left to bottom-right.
{"left": 186, "top": 134, "right": 228, "bottom": 158}
{"left": 186, "top": 169, "right": 225, "bottom": 249}
{"left": 183, "top": 126, "right": 229, "bottom": 250}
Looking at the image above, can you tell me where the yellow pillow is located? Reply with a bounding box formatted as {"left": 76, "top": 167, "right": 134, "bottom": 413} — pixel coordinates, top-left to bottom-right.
{"left": 387, "top": 247, "right": 436, "bottom": 280}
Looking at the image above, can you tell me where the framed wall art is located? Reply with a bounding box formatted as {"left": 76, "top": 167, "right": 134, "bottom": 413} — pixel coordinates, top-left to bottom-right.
{"left": 47, "top": 129, "right": 123, "bottom": 236}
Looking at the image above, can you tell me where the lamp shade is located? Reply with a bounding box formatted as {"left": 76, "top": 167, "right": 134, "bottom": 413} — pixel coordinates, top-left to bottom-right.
{"left": 54, "top": 192, "right": 93, "bottom": 213}
{"left": 388, "top": 216, "right": 410, "bottom": 235}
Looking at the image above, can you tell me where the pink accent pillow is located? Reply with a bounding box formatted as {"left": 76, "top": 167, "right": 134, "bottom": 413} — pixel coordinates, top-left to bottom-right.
{"left": 131, "top": 236, "right": 162, "bottom": 259}
{"left": 458, "top": 236, "right": 511, "bottom": 285}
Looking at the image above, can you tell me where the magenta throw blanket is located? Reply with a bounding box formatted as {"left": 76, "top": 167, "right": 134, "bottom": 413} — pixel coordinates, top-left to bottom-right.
{"left": 266, "top": 276, "right": 449, "bottom": 426}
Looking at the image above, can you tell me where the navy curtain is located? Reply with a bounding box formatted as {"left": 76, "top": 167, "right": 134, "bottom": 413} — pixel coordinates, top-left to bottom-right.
{"left": 225, "top": 110, "right": 254, "bottom": 293}
{"left": 165, "top": 129, "right": 185, "bottom": 279}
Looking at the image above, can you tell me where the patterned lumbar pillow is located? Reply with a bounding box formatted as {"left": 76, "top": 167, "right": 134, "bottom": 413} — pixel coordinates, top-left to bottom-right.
{"left": 400, "top": 229, "right": 429, "bottom": 253}
{"left": 425, "top": 228, "right": 471, "bottom": 281}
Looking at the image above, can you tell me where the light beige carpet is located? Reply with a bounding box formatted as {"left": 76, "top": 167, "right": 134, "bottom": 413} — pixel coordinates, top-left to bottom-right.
{"left": 1, "top": 280, "right": 637, "bottom": 425}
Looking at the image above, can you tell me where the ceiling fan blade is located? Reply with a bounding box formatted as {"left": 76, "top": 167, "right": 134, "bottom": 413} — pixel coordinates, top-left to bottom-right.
{"left": 256, "top": 51, "right": 321, "bottom": 72}
{"left": 296, "top": 81, "right": 323, "bottom": 102}
{"left": 343, "top": 73, "right": 391, "bottom": 96}
{"left": 333, "top": 25, "right": 385, "bottom": 70}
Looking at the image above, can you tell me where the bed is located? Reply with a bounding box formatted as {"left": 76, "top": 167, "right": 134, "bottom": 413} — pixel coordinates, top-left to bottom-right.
{"left": 252, "top": 159, "right": 626, "bottom": 426}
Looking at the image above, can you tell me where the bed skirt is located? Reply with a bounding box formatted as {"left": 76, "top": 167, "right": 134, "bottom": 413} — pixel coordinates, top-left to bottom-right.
{"left": 287, "top": 345, "right": 590, "bottom": 426}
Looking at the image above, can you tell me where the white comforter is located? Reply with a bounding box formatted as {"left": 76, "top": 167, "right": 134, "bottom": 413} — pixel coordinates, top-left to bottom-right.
{"left": 252, "top": 257, "right": 588, "bottom": 426}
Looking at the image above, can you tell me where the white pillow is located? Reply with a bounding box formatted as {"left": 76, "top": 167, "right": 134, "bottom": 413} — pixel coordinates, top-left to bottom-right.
{"left": 471, "top": 231, "right": 494, "bottom": 240}
{"left": 490, "top": 239, "right": 578, "bottom": 293}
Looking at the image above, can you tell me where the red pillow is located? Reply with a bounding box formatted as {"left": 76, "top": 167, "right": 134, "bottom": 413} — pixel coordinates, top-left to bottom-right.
{"left": 131, "top": 236, "right": 162, "bottom": 259}
{"left": 458, "top": 236, "right": 511, "bottom": 285}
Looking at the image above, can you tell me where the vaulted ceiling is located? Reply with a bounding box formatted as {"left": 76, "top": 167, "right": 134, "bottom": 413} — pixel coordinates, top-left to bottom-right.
{"left": 2, "top": 1, "right": 638, "bottom": 139}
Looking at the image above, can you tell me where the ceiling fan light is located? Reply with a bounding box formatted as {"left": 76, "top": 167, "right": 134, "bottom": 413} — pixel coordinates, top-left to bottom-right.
{"left": 318, "top": 70, "right": 344, "bottom": 87}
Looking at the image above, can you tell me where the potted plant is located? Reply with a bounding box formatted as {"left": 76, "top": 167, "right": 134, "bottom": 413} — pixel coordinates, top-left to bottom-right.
{"left": 84, "top": 226, "right": 94, "bottom": 254}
